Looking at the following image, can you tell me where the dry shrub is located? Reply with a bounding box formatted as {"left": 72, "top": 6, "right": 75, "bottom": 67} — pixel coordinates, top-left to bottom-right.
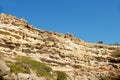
{"left": 110, "top": 48, "right": 120, "bottom": 57}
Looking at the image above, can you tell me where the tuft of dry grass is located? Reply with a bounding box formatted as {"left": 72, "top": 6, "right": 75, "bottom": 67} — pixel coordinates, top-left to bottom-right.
{"left": 110, "top": 48, "right": 120, "bottom": 57}
{"left": 100, "top": 76, "right": 120, "bottom": 80}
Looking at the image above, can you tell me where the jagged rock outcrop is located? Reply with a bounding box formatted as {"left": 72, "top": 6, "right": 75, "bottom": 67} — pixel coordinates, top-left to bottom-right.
{"left": 0, "top": 13, "right": 120, "bottom": 80}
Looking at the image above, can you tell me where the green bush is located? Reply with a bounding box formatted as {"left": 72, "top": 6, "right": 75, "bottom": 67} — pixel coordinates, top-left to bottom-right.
{"left": 9, "top": 63, "right": 29, "bottom": 74}
{"left": 15, "top": 57, "right": 54, "bottom": 79}
{"left": 56, "top": 71, "right": 67, "bottom": 80}
{"left": 98, "top": 41, "right": 103, "bottom": 44}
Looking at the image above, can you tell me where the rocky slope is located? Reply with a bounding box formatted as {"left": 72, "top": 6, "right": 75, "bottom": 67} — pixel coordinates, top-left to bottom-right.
{"left": 0, "top": 14, "right": 120, "bottom": 80}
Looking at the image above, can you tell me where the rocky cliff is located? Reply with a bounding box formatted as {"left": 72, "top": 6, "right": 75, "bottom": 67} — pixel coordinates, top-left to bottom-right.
{"left": 0, "top": 14, "right": 120, "bottom": 80}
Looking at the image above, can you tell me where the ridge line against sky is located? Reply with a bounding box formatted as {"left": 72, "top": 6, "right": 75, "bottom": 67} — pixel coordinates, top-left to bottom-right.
{"left": 0, "top": 0, "right": 120, "bottom": 44}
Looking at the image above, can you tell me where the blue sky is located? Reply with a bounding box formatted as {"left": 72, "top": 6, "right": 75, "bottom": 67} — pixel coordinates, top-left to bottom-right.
{"left": 0, "top": 0, "right": 120, "bottom": 44}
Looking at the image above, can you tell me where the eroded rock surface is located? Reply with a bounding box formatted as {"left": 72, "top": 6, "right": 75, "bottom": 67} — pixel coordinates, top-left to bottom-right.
{"left": 0, "top": 14, "right": 120, "bottom": 80}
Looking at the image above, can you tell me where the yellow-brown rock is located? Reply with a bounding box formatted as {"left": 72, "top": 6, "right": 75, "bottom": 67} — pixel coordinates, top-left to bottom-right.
{"left": 0, "top": 14, "right": 120, "bottom": 80}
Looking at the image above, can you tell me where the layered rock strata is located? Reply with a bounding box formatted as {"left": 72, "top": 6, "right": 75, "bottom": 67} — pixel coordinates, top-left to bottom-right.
{"left": 0, "top": 14, "right": 120, "bottom": 80}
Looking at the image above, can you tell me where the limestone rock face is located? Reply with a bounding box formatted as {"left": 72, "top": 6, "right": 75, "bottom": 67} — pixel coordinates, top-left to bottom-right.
{"left": 0, "top": 14, "right": 120, "bottom": 80}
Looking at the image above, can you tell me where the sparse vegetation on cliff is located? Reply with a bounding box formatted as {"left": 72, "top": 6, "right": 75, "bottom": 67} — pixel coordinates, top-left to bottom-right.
{"left": 100, "top": 76, "right": 120, "bottom": 80}
{"left": 15, "top": 57, "right": 55, "bottom": 79}
{"left": 9, "top": 63, "right": 29, "bottom": 74}
{"left": 56, "top": 71, "right": 67, "bottom": 80}
{"left": 110, "top": 48, "right": 120, "bottom": 57}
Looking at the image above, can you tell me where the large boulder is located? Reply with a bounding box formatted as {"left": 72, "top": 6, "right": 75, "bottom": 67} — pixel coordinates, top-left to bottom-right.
{"left": 0, "top": 60, "right": 10, "bottom": 76}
